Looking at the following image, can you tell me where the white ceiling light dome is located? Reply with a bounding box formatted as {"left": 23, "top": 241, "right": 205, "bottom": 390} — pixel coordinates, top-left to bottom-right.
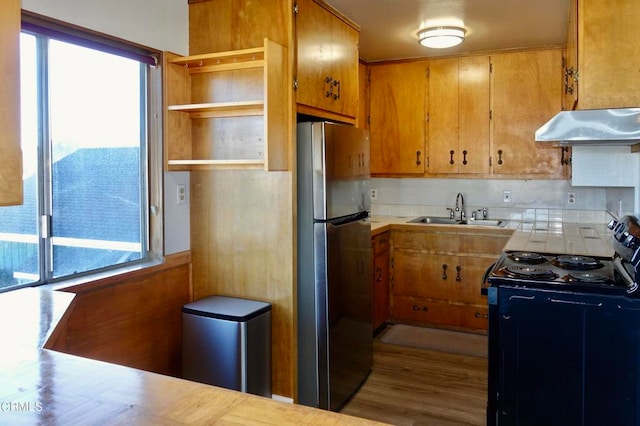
{"left": 418, "top": 26, "right": 466, "bottom": 49}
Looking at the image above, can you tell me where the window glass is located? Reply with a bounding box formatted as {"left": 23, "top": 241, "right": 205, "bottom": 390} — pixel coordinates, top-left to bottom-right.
{"left": 0, "top": 29, "right": 150, "bottom": 292}
{"left": 48, "top": 40, "right": 145, "bottom": 278}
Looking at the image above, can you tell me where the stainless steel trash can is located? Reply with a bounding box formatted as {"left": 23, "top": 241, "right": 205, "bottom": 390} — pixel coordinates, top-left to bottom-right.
{"left": 182, "top": 296, "right": 272, "bottom": 397}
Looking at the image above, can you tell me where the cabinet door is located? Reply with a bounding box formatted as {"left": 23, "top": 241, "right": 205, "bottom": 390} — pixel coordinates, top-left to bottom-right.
{"left": 0, "top": 0, "right": 23, "bottom": 206}
{"left": 456, "top": 256, "right": 492, "bottom": 305}
{"left": 458, "top": 56, "right": 490, "bottom": 174}
{"left": 578, "top": 0, "right": 640, "bottom": 109}
{"left": 491, "top": 49, "right": 564, "bottom": 177}
{"left": 369, "top": 61, "right": 427, "bottom": 174}
{"left": 296, "top": 0, "right": 333, "bottom": 112}
{"left": 392, "top": 251, "right": 453, "bottom": 302}
{"left": 373, "top": 249, "right": 389, "bottom": 330}
{"left": 429, "top": 56, "right": 490, "bottom": 175}
{"left": 428, "top": 58, "right": 459, "bottom": 174}
{"left": 332, "top": 17, "right": 359, "bottom": 118}
{"left": 564, "top": 0, "right": 578, "bottom": 110}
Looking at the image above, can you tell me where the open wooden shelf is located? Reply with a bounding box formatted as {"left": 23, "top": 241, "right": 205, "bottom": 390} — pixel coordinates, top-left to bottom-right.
{"left": 164, "top": 38, "right": 288, "bottom": 171}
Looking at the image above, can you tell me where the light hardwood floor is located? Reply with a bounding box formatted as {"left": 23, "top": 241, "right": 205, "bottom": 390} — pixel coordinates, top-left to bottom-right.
{"left": 340, "top": 330, "right": 488, "bottom": 425}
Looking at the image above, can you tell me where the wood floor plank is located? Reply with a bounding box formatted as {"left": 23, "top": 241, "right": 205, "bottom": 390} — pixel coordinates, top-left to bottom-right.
{"left": 341, "top": 331, "right": 487, "bottom": 425}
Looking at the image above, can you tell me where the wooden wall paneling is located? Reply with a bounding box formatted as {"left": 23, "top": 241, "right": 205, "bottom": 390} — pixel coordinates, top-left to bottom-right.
{"left": 50, "top": 253, "right": 192, "bottom": 377}
{"left": 189, "top": 0, "right": 290, "bottom": 54}
{"left": 191, "top": 170, "right": 294, "bottom": 398}
{"left": 188, "top": 0, "right": 295, "bottom": 398}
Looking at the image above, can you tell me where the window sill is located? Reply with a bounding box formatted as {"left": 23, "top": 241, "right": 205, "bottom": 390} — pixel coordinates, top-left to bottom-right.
{"left": 41, "top": 251, "right": 191, "bottom": 294}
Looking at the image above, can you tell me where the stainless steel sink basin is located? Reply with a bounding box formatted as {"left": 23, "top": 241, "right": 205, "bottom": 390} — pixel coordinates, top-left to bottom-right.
{"left": 407, "top": 216, "right": 507, "bottom": 227}
{"left": 461, "top": 219, "right": 508, "bottom": 227}
{"left": 407, "top": 216, "right": 460, "bottom": 225}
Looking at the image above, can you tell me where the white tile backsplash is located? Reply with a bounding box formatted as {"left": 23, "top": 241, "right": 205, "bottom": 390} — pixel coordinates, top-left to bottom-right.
{"left": 371, "top": 177, "right": 636, "bottom": 224}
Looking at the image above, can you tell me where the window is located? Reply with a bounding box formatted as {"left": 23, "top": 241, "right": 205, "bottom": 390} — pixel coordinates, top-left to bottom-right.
{"left": 0, "top": 18, "right": 160, "bottom": 292}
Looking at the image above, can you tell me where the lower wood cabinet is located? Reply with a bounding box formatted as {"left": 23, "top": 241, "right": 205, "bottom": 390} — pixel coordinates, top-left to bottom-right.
{"left": 390, "top": 227, "right": 510, "bottom": 332}
{"left": 372, "top": 232, "right": 390, "bottom": 332}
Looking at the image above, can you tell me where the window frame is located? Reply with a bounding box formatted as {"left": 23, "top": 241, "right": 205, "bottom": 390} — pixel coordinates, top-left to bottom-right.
{"left": 0, "top": 12, "right": 165, "bottom": 292}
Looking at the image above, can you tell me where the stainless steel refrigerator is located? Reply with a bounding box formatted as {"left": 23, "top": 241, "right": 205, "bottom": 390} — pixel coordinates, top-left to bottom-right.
{"left": 296, "top": 121, "right": 373, "bottom": 411}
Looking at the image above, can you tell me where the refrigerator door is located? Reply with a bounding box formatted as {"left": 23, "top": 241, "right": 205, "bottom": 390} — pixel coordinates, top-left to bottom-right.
{"left": 314, "top": 218, "right": 373, "bottom": 411}
{"left": 306, "top": 122, "right": 370, "bottom": 220}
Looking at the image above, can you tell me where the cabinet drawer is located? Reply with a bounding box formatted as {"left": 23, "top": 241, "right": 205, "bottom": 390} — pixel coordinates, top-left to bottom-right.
{"left": 458, "top": 305, "right": 488, "bottom": 331}
{"left": 372, "top": 232, "right": 390, "bottom": 256}
{"left": 392, "top": 296, "right": 458, "bottom": 327}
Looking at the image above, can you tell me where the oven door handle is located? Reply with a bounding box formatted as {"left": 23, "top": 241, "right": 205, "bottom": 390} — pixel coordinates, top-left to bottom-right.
{"left": 481, "top": 262, "right": 496, "bottom": 296}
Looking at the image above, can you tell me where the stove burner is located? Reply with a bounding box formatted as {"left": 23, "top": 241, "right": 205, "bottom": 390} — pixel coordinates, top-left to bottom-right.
{"left": 564, "top": 272, "right": 611, "bottom": 284}
{"left": 502, "top": 266, "right": 558, "bottom": 280}
{"left": 508, "top": 251, "right": 546, "bottom": 264}
{"left": 551, "top": 255, "right": 602, "bottom": 270}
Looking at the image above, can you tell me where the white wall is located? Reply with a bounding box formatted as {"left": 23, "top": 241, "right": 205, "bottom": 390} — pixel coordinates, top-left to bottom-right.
{"left": 22, "top": 0, "right": 191, "bottom": 254}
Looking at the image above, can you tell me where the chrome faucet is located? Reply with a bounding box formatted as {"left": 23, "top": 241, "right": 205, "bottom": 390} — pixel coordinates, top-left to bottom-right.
{"left": 455, "top": 192, "right": 465, "bottom": 221}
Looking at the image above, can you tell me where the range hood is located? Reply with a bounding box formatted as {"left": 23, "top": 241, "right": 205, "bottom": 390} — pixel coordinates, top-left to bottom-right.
{"left": 535, "top": 108, "right": 640, "bottom": 147}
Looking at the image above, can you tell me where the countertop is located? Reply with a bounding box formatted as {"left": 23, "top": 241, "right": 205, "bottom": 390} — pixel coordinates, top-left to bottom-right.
{"left": 371, "top": 215, "right": 614, "bottom": 258}
{"left": 0, "top": 287, "right": 384, "bottom": 425}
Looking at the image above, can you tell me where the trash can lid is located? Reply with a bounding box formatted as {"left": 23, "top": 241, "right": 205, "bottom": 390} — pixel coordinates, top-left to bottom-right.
{"left": 182, "top": 296, "right": 271, "bottom": 322}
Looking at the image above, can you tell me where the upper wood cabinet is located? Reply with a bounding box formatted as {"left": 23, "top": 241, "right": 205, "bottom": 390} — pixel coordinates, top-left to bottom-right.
{"left": 296, "top": 0, "right": 359, "bottom": 122}
{"left": 491, "top": 49, "right": 566, "bottom": 178}
{"left": 428, "top": 56, "right": 490, "bottom": 175}
{"left": 0, "top": 0, "right": 23, "bottom": 206}
{"left": 369, "top": 61, "right": 428, "bottom": 175}
{"left": 567, "top": 0, "right": 640, "bottom": 109}
{"left": 164, "top": 39, "right": 289, "bottom": 171}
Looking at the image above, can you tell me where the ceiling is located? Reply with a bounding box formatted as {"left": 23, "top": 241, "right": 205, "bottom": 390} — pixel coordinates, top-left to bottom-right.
{"left": 323, "top": 0, "right": 570, "bottom": 62}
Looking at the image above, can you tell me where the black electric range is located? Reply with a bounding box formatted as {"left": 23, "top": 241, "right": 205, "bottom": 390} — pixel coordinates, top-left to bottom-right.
{"left": 487, "top": 250, "right": 632, "bottom": 295}
{"left": 486, "top": 216, "right": 640, "bottom": 426}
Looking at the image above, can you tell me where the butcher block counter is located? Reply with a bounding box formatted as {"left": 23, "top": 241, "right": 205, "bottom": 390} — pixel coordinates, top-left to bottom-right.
{"left": 0, "top": 288, "right": 383, "bottom": 425}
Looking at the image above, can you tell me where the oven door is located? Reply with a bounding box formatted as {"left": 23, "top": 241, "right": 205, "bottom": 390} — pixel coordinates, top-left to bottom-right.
{"left": 486, "top": 285, "right": 499, "bottom": 426}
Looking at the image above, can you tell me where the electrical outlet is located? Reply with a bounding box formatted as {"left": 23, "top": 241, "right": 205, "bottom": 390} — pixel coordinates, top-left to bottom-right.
{"left": 177, "top": 184, "right": 187, "bottom": 205}
{"left": 568, "top": 192, "right": 576, "bottom": 205}
{"left": 503, "top": 190, "right": 512, "bottom": 203}
{"left": 371, "top": 188, "right": 377, "bottom": 200}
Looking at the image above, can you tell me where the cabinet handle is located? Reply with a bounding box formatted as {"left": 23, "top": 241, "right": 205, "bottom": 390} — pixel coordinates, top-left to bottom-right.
{"left": 325, "top": 76, "right": 333, "bottom": 98}
{"left": 474, "top": 312, "right": 489, "bottom": 319}
{"left": 449, "top": 150, "right": 455, "bottom": 165}
{"left": 456, "top": 265, "right": 461, "bottom": 282}
{"left": 561, "top": 147, "right": 570, "bottom": 165}
{"left": 413, "top": 305, "right": 428, "bottom": 312}
{"left": 497, "top": 149, "right": 503, "bottom": 165}
{"left": 375, "top": 267, "right": 383, "bottom": 282}
{"left": 333, "top": 80, "right": 341, "bottom": 100}
{"left": 416, "top": 150, "right": 422, "bottom": 166}
{"left": 442, "top": 264, "right": 448, "bottom": 280}
{"left": 462, "top": 150, "right": 468, "bottom": 165}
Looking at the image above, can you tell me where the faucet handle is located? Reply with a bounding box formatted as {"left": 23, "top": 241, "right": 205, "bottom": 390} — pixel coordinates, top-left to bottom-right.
{"left": 482, "top": 207, "right": 488, "bottom": 219}
{"left": 446, "top": 208, "right": 455, "bottom": 219}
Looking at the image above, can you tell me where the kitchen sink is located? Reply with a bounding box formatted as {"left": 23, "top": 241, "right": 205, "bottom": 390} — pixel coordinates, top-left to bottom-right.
{"left": 408, "top": 216, "right": 460, "bottom": 225}
{"left": 407, "top": 216, "right": 507, "bottom": 227}
{"left": 461, "top": 219, "right": 508, "bottom": 227}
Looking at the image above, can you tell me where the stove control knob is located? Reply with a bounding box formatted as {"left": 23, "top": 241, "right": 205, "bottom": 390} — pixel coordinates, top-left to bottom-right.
{"left": 624, "top": 234, "right": 639, "bottom": 249}
{"left": 608, "top": 219, "right": 619, "bottom": 230}
{"left": 617, "top": 230, "right": 630, "bottom": 243}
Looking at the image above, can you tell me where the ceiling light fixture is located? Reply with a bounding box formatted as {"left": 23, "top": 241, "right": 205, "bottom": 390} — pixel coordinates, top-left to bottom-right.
{"left": 418, "top": 26, "right": 466, "bottom": 49}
